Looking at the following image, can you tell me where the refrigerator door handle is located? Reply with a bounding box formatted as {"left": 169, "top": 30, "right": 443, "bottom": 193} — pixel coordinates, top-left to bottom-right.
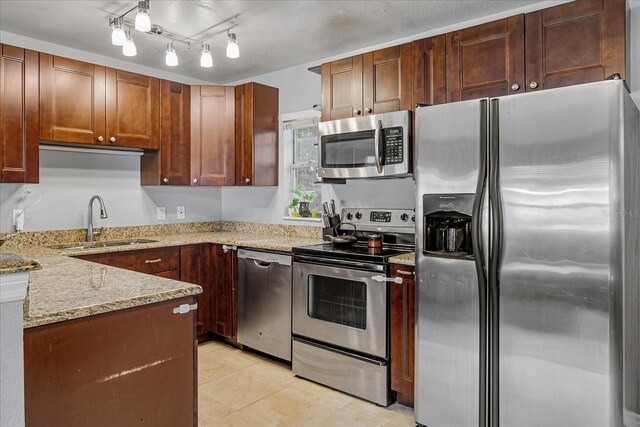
{"left": 472, "top": 99, "right": 489, "bottom": 427}
{"left": 488, "top": 98, "right": 503, "bottom": 427}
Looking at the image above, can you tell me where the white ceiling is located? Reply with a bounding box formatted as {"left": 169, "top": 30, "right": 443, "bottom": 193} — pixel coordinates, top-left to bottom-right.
{"left": 0, "top": 0, "right": 546, "bottom": 84}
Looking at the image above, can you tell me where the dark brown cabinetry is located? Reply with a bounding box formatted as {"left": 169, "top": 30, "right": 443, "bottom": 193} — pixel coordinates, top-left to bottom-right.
{"left": 141, "top": 80, "right": 191, "bottom": 185}
{"left": 0, "top": 44, "right": 39, "bottom": 183}
{"left": 39, "top": 54, "right": 106, "bottom": 146}
{"left": 524, "top": 0, "right": 626, "bottom": 91}
{"left": 412, "top": 35, "right": 447, "bottom": 107}
{"left": 321, "top": 44, "right": 413, "bottom": 121}
{"left": 235, "top": 82, "right": 279, "bottom": 187}
{"left": 191, "top": 85, "right": 235, "bottom": 186}
{"left": 180, "top": 244, "right": 210, "bottom": 337}
{"left": 24, "top": 296, "right": 197, "bottom": 426}
{"left": 446, "top": 16, "right": 525, "bottom": 101}
{"left": 105, "top": 69, "right": 160, "bottom": 149}
{"left": 210, "top": 244, "right": 237, "bottom": 339}
{"left": 390, "top": 263, "right": 415, "bottom": 407}
{"left": 76, "top": 246, "right": 180, "bottom": 279}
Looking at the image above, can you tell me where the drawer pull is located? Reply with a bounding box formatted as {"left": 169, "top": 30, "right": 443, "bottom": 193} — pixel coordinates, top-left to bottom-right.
{"left": 145, "top": 258, "right": 162, "bottom": 264}
{"left": 173, "top": 303, "right": 198, "bottom": 315}
{"left": 397, "top": 269, "right": 414, "bottom": 276}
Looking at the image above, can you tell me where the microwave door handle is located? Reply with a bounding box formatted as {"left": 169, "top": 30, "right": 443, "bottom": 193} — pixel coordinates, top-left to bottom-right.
{"left": 374, "top": 119, "right": 383, "bottom": 174}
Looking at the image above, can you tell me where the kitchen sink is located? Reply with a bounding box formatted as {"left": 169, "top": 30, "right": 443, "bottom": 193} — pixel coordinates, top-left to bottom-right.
{"left": 50, "top": 239, "right": 158, "bottom": 251}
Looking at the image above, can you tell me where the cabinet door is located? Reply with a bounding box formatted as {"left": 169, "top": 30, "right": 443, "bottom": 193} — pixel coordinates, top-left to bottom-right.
{"left": 524, "top": 0, "right": 626, "bottom": 91}
{"left": 390, "top": 264, "right": 415, "bottom": 407}
{"left": 0, "top": 45, "right": 39, "bottom": 183}
{"left": 180, "top": 244, "right": 210, "bottom": 337}
{"left": 75, "top": 250, "right": 138, "bottom": 271}
{"left": 320, "top": 55, "right": 363, "bottom": 121}
{"left": 39, "top": 53, "right": 106, "bottom": 145}
{"left": 446, "top": 16, "right": 525, "bottom": 101}
{"left": 190, "top": 86, "right": 235, "bottom": 186}
{"left": 235, "top": 82, "right": 279, "bottom": 187}
{"left": 362, "top": 43, "right": 413, "bottom": 114}
{"left": 412, "top": 35, "right": 447, "bottom": 107}
{"left": 211, "top": 244, "right": 237, "bottom": 339}
{"left": 105, "top": 69, "right": 160, "bottom": 149}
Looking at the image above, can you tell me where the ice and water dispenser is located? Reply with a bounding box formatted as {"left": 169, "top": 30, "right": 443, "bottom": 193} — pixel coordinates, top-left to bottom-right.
{"left": 422, "top": 194, "right": 475, "bottom": 259}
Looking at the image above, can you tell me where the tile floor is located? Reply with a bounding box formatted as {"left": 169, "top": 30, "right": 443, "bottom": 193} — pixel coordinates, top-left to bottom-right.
{"left": 198, "top": 340, "right": 415, "bottom": 427}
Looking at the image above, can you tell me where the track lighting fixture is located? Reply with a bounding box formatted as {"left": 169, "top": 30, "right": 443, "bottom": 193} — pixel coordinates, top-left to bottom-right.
{"left": 111, "top": 18, "right": 126, "bottom": 46}
{"left": 226, "top": 31, "right": 239, "bottom": 59}
{"left": 123, "top": 31, "right": 137, "bottom": 56}
{"left": 200, "top": 44, "right": 213, "bottom": 68}
{"left": 108, "top": 3, "right": 240, "bottom": 68}
{"left": 134, "top": 1, "right": 151, "bottom": 32}
{"left": 165, "top": 42, "right": 178, "bottom": 66}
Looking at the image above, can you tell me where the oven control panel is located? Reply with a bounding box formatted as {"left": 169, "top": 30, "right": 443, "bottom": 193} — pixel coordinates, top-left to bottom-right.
{"left": 342, "top": 208, "right": 415, "bottom": 232}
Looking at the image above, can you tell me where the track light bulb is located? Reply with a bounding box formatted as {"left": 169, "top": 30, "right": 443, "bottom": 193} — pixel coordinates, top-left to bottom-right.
{"left": 134, "top": 1, "right": 151, "bottom": 32}
{"left": 226, "top": 32, "right": 239, "bottom": 59}
{"left": 111, "top": 18, "right": 126, "bottom": 46}
{"left": 200, "top": 44, "right": 213, "bottom": 68}
{"left": 122, "top": 31, "right": 137, "bottom": 56}
{"left": 165, "top": 42, "right": 178, "bottom": 66}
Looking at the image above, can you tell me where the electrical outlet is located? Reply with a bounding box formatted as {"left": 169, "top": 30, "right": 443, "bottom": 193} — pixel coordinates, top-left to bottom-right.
{"left": 177, "top": 206, "right": 186, "bottom": 219}
{"left": 157, "top": 207, "right": 166, "bottom": 221}
{"left": 13, "top": 209, "right": 24, "bottom": 232}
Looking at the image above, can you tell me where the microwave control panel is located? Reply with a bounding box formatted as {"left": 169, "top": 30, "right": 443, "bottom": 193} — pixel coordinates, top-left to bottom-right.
{"left": 384, "top": 127, "right": 404, "bottom": 165}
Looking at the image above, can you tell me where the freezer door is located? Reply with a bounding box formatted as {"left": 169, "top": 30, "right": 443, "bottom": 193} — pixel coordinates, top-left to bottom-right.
{"left": 493, "top": 81, "right": 636, "bottom": 427}
{"left": 415, "top": 99, "right": 488, "bottom": 427}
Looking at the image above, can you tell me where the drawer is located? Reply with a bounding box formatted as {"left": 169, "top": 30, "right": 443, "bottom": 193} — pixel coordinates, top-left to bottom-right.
{"left": 136, "top": 247, "right": 180, "bottom": 273}
{"left": 153, "top": 269, "right": 180, "bottom": 280}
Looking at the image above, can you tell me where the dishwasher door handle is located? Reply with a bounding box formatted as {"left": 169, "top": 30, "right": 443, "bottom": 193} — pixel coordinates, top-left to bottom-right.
{"left": 253, "top": 260, "right": 273, "bottom": 269}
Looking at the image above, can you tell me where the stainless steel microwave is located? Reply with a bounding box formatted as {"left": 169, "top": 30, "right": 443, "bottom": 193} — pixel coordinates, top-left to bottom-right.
{"left": 317, "top": 110, "right": 412, "bottom": 179}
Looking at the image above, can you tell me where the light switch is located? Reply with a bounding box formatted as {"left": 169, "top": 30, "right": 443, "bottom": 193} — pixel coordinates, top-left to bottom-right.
{"left": 157, "top": 207, "right": 166, "bottom": 221}
{"left": 177, "top": 206, "right": 186, "bottom": 219}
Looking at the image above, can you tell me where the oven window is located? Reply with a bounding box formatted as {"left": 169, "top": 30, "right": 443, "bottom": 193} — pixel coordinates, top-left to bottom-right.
{"left": 321, "top": 130, "right": 376, "bottom": 168}
{"left": 308, "top": 275, "right": 367, "bottom": 330}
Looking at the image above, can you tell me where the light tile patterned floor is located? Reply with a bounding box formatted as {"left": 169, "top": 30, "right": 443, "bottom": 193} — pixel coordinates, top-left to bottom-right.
{"left": 198, "top": 340, "right": 415, "bottom": 427}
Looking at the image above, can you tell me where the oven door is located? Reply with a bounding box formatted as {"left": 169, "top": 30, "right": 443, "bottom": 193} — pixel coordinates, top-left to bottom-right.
{"left": 292, "top": 258, "right": 388, "bottom": 359}
{"left": 318, "top": 110, "right": 411, "bottom": 179}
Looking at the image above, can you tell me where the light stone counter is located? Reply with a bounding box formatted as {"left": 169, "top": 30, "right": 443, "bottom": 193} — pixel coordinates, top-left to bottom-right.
{"left": 0, "top": 252, "right": 41, "bottom": 275}
{"left": 388, "top": 252, "right": 416, "bottom": 266}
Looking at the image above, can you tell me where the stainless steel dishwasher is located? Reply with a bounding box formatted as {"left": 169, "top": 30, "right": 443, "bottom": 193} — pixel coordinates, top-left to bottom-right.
{"left": 237, "top": 248, "right": 292, "bottom": 361}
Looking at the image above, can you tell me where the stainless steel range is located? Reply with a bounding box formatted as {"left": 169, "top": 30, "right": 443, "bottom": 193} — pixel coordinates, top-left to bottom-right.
{"left": 292, "top": 208, "right": 415, "bottom": 406}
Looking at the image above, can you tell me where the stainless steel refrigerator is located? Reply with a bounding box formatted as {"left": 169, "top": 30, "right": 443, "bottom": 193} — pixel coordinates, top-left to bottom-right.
{"left": 415, "top": 80, "right": 639, "bottom": 427}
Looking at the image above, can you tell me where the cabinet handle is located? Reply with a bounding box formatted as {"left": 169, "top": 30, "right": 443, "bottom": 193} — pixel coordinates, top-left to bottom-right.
{"left": 511, "top": 83, "right": 520, "bottom": 91}
{"left": 222, "top": 244, "right": 237, "bottom": 253}
{"left": 353, "top": 109, "right": 361, "bottom": 115}
{"left": 397, "top": 269, "right": 414, "bottom": 276}
{"left": 97, "top": 136, "right": 104, "bottom": 142}
{"left": 163, "top": 178, "right": 169, "bottom": 183}
{"left": 529, "top": 81, "right": 539, "bottom": 89}
{"left": 244, "top": 177, "right": 251, "bottom": 184}
{"left": 371, "top": 275, "right": 403, "bottom": 284}
{"left": 364, "top": 107, "right": 372, "bottom": 114}
{"left": 144, "top": 258, "right": 162, "bottom": 264}
{"left": 109, "top": 137, "right": 116, "bottom": 143}
{"left": 192, "top": 178, "right": 198, "bottom": 184}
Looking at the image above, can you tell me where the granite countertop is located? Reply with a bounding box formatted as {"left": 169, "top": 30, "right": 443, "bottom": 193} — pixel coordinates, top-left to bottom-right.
{"left": 2, "top": 226, "right": 324, "bottom": 329}
{"left": 0, "top": 251, "right": 42, "bottom": 274}
{"left": 389, "top": 252, "right": 416, "bottom": 266}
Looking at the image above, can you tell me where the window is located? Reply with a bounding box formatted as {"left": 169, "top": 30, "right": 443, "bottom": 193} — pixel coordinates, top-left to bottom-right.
{"left": 284, "top": 116, "right": 321, "bottom": 218}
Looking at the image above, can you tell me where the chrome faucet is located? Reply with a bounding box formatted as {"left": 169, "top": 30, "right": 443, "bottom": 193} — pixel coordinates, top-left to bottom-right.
{"left": 87, "top": 195, "right": 108, "bottom": 242}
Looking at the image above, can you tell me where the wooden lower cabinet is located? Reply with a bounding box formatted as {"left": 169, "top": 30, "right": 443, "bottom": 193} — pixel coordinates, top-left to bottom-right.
{"left": 390, "top": 263, "right": 415, "bottom": 407}
{"left": 210, "top": 244, "right": 237, "bottom": 340}
{"left": 180, "top": 244, "right": 210, "bottom": 337}
{"left": 24, "top": 296, "right": 197, "bottom": 426}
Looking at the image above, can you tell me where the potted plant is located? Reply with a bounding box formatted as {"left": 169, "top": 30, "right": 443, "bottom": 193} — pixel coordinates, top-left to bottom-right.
{"left": 290, "top": 184, "right": 317, "bottom": 218}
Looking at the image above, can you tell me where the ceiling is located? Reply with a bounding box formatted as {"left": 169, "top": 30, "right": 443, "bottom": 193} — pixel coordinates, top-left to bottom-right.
{"left": 0, "top": 0, "right": 545, "bottom": 84}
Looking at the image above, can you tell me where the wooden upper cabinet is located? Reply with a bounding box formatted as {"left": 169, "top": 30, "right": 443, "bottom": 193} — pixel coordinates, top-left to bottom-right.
{"left": 363, "top": 43, "right": 413, "bottom": 114}
{"left": 190, "top": 85, "right": 235, "bottom": 186}
{"left": 235, "top": 82, "right": 279, "bottom": 187}
{"left": 140, "top": 80, "right": 190, "bottom": 185}
{"left": 321, "top": 56, "right": 363, "bottom": 121}
{"left": 446, "top": 15, "right": 525, "bottom": 102}
{"left": 412, "top": 35, "right": 447, "bottom": 107}
{"left": 39, "top": 53, "right": 106, "bottom": 145}
{"left": 0, "top": 44, "right": 39, "bottom": 183}
{"left": 105, "top": 69, "right": 160, "bottom": 149}
{"left": 524, "top": 0, "right": 626, "bottom": 92}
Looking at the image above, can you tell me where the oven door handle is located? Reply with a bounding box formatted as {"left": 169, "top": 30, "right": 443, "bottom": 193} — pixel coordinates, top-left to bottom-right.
{"left": 371, "top": 275, "right": 402, "bottom": 284}
{"left": 374, "top": 119, "right": 383, "bottom": 174}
